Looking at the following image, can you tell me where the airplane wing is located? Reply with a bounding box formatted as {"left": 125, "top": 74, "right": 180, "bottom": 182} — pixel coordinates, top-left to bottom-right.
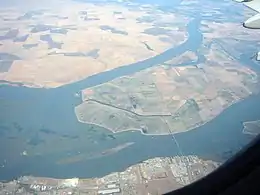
{"left": 234, "top": 0, "right": 260, "bottom": 61}
{"left": 235, "top": 0, "right": 260, "bottom": 28}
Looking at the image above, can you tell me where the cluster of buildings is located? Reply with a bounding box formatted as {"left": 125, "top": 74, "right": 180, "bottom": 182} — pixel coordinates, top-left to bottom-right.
{"left": 0, "top": 155, "right": 219, "bottom": 195}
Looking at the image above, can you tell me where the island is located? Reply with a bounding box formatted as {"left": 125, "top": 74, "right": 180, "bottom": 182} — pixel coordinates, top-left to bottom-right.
{"left": 56, "top": 142, "right": 135, "bottom": 165}
{"left": 75, "top": 43, "right": 259, "bottom": 135}
{"left": 0, "top": 155, "right": 219, "bottom": 195}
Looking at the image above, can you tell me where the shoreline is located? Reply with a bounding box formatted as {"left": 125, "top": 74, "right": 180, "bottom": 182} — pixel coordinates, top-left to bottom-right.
{"left": 0, "top": 154, "right": 219, "bottom": 183}
{"left": 75, "top": 110, "right": 208, "bottom": 136}
{"left": 74, "top": 94, "right": 255, "bottom": 136}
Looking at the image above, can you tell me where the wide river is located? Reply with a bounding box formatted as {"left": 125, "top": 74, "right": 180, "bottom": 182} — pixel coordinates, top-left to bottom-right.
{"left": 0, "top": 0, "right": 260, "bottom": 181}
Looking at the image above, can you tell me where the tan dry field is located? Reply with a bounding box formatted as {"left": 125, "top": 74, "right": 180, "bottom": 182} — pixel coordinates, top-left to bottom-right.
{"left": 0, "top": 0, "right": 188, "bottom": 88}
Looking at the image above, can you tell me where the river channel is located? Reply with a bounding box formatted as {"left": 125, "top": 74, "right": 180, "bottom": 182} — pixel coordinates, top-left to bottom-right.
{"left": 0, "top": 1, "right": 259, "bottom": 181}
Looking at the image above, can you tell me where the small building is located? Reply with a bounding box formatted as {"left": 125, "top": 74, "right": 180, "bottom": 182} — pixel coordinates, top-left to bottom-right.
{"left": 61, "top": 178, "right": 79, "bottom": 188}
{"left": 98, "top": 188, "right": 121, "bottom": 195}
{"left": 107, "top": 184, "right": 118, "bottom": 189}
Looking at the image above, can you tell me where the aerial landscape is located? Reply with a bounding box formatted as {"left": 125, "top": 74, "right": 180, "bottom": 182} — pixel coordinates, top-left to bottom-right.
{"left": 0, "top": 0, "right": 187, "bottom": 88}
{"left": 0, "top": 0, "right": 260, "bottom": 194}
